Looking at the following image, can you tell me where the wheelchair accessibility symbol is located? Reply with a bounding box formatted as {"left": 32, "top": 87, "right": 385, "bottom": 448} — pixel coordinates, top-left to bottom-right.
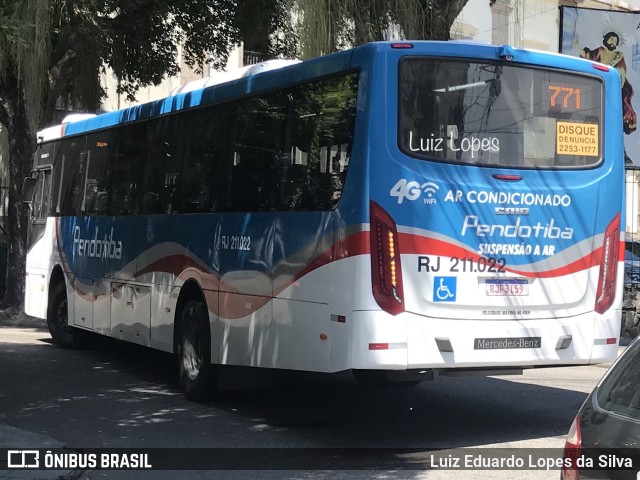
{"left": 433, "top": 276, "right": 457, "bottom": 302}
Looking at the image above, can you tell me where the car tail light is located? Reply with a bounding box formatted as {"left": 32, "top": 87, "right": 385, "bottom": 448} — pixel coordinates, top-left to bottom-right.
{"left": 370, "top": 200, "right": 404, "bottom": 315}
{"left": 562, "top": 416, "right": 582, "bottom": 480}
{"left": 595, "top": 213, "right": 621, "bottom": 314}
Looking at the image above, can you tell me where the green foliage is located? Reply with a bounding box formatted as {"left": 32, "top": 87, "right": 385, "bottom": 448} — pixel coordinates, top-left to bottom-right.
{"left": 0, "top": 0, "right": 478, "bottom": 307}
{"left": 0, "top": 0, "right": 51, "bottom": 135}
{"left": 236, "top": 0, "right": 298, "bottom": 60}
{"left": 0, "top": 0, "right": 246, "bottom": 307}
{"left": 50, "top": 0, "right": 242, "bottom": 108}
{"left": 0, "top": 0, "right": 249, "bottom": 129}
{"left": 295, "top": 0, "right": 471, "bottom": 59}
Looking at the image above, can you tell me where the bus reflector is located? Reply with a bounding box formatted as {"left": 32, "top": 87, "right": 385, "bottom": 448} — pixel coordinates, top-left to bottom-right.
{"left": 595, "top": 213, "right": 621, "bottom": 314}
{"left": 592, "top": 63, "right": 609, "bottom": 72}
{"left": 369, "top": 343, "right": 389, "bottom": 350}
{"left": 370, "top": 200, "right": 405, "bottom": 315}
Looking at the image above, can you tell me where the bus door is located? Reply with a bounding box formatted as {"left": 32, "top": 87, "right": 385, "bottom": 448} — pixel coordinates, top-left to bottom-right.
{"left": 54, "top": 136, "right": 98, "bottom": 332}
{"left": 27, "top": 147, "right": 54, "bottom": 252}
{"left": 24, "top": 150, "right": 54, "bottom": 320}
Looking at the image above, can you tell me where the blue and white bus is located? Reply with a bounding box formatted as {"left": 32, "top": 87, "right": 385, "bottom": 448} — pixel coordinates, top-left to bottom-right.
{"left": 23, "top": 41, "right": 624, "bottom": 400}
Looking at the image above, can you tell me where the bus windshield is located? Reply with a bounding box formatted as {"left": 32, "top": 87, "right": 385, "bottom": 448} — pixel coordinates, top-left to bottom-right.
{"left": 398, "top": 58, "right": 603, "bottom": 168}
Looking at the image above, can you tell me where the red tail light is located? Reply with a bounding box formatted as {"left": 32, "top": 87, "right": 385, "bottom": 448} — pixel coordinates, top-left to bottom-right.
{"left": 562, "top": 416, "right": 582, "bottom": 480}
{"left": 370, "top": 200, "right": 404, "bottom": 315}
{"left": 595, "top": 213, "right": 621, "bottom": 314}
{"left": 390, "top": 43, "right": 414, "bottom": 49}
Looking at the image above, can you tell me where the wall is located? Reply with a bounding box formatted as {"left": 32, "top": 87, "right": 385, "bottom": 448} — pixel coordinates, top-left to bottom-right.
{"left": 456, "top": 0, "right": 639, "bottom": 50}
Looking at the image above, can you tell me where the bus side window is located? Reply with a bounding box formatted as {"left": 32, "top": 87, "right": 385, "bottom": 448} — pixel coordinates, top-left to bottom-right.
{"left": 33, "top": 142, "right": 57, "bottom": 217}
{"left": 182, "top": 105, "right": 230, "bottom": 213}
{"left": 110, "top": 124, "right": 146, "bottom": 216}
{"left": 286, "top": 73, "right": 357, "bottom": 211}
{"left": 31, "top": 168, "right": 52, "bottom": 222}
{"left": 162, "top": 172, "right": 181, "bottom": 214}
{"left": 83, "top": 132, "right": 111, "bottom": 215}
{"left": 232, "top": 95, "right": 286, "bottom": 212}
{"left": 146, "top": 117, "right": 184, "bottom": 215}
{"left": 56, "top": 138, "right": 87, "bottom": 216}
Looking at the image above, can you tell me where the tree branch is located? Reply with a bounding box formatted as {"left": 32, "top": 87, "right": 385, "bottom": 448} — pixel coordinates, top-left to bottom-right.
{"left": 45, "top": 49, "right": 77, "bottom": 115}
{"left": 48, "top": 49, "right": 77, "bottom": 91}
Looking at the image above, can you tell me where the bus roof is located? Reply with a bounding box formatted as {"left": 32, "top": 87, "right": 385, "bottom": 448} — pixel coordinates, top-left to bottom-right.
{"left": 40, "top": 41, "right": 618, "bottom": 142}
{"left": 168, "top": 59, "right": 301, "bottom": 96}
{"left": 50, "top": 50, "right": 352, "bottom": 141}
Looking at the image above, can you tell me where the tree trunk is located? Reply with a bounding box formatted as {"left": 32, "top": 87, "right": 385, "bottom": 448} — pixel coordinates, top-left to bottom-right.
{"left": 394, "top": 0, "right": 469, "bottom": 41}
{"left": 237, "top": 0, "right": 276, "bottom": 61}
{"left": 1, "top": 69, "right": 34, "bottom": 308}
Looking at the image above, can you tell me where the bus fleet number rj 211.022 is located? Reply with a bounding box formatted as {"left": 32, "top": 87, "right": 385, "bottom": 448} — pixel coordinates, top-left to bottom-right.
{"left": 417, "top": 256, "right": 507, "bottom": 273}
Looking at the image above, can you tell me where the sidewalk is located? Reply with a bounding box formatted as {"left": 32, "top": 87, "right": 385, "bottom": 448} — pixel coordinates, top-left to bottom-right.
{"left": 0, "top": 425, "right": 82, "bottom": 480}
{"left": 0, "top": 309, "right": 45, "bottom": 329}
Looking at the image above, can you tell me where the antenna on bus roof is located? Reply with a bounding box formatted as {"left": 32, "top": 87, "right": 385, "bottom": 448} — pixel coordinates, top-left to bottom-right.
{"left": 169, "top": 59, "right": 301, "bottom": 96}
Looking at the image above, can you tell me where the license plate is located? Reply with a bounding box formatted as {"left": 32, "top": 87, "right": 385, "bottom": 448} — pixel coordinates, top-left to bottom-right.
{"left": 485, "top": 279, "right": 529, "bottom": 296}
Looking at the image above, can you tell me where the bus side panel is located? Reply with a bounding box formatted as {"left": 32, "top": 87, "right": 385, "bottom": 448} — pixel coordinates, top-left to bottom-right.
{"left": 327, "top": 223, "right": 365, "bottom": 372}
{"left": 217, "top": 214, "right": 274, "bottom": 368}
{"left": 71, "top": 277, "right": 94, "bottom": 331}
{"left": 92, "top": 284, "right": 111, "bottom": 336}
{"left": 218, "top": 292, "right": 273, "bottom": 367}
{"left": 270, "top": 212, "right": 334, "bottom": 371}
{"left": 133, "top": 215, "right": 207, "bottom": 353}
{"left": 272, "top": 298, "right": 331, "bottom": 371}
{"left": 61, "top": 216, "right": 140, "bottom": 337}
{"left": 146, "top": 282, "right": 184, "bottom": 354}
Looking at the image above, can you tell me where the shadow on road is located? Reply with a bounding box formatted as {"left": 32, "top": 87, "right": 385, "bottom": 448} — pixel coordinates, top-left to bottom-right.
{"left": 0, "top": 330, "right": 589, "bottom": 451}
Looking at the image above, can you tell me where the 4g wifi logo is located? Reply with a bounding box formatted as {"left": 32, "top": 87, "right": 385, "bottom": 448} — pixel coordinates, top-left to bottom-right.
{"left": 390, "top": 179, "right": 440, "bottom": 205}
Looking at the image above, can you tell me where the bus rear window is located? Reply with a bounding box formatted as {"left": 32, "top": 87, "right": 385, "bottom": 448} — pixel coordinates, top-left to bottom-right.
{"left": 398, "top": 58, "right": 603, "bottom": 169}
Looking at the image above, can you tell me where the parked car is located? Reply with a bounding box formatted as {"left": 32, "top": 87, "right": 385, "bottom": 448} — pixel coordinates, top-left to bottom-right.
{"left": 561, "top": 336, "right": 640, "bottom": 479}
{"left": 624, "top": 237, "right": 640, "bottom": 286}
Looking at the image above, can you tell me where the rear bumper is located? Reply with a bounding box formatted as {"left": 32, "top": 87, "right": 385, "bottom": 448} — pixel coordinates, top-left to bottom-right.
{"left": 349, "top": 309, "right": 621, "bottom": 370}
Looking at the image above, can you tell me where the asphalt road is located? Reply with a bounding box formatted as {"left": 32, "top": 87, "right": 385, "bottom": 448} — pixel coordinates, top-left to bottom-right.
{"left": 0, "top": 323, "right": 624, "bottom": 480}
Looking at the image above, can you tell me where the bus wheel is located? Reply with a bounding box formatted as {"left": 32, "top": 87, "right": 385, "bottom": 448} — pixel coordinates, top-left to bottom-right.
{"left": 176, "top": 299, "right": 216, "bottom": 401}
{"left": 46, "top": 283, "right": 89, "bottom": 349}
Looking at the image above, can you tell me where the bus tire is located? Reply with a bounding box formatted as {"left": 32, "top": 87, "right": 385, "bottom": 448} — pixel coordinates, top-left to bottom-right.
{"left": 176, "top": 299, "right": 216, "bottom": 402}
{"left": 46, "top": 282, "right": 91, "bottom": 349}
